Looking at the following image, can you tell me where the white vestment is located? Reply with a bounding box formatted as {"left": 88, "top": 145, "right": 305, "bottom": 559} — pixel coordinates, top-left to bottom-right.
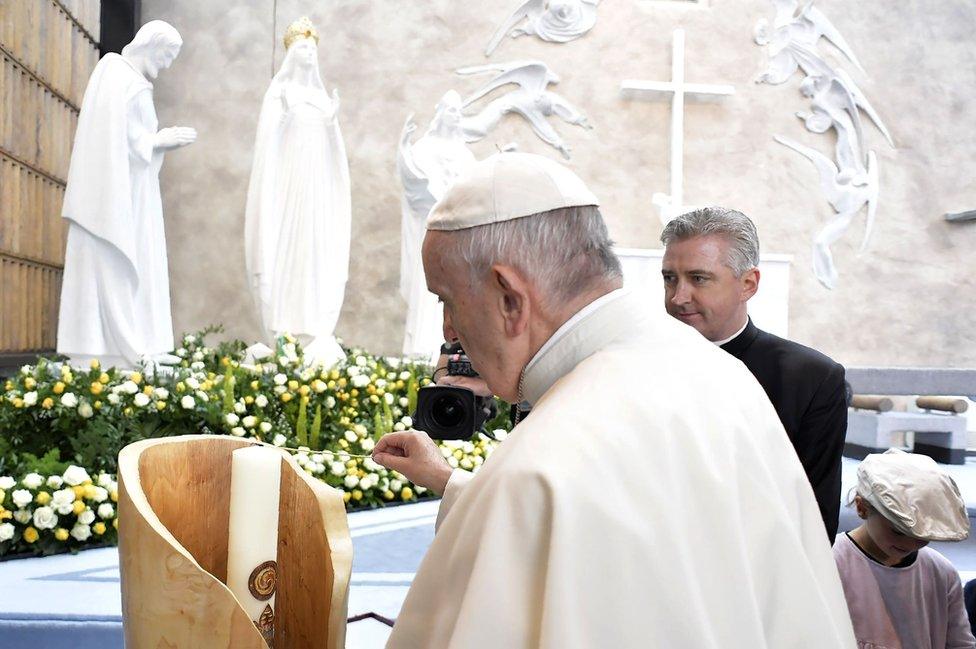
{"left": 388, "top": 290, "right": 856, "bottom": 648}
{"left": 398, "top": 123, "right": 475, "bottom": 359}
{"left": 244, "top": 46, "right": 350, "bottom": 367}
{"left": 57, "top": 53, "right": 173, "bottom": 368}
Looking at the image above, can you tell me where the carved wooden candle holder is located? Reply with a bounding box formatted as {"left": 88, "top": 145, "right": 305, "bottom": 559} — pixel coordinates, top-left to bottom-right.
{"left": 117, "top": 435, "right": 353, "bottom": 648}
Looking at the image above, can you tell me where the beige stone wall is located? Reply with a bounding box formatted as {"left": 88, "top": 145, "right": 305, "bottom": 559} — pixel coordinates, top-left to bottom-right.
{"left": 142, "top": 0, "right": 976, "bottom": 366}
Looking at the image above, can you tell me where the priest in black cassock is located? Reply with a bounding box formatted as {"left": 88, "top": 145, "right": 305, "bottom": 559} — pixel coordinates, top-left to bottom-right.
{"left": 661, "top": 207, "right": 848, "bottom": 542}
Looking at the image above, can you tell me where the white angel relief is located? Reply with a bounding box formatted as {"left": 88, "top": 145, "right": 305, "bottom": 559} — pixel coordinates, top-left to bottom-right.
{"left": 457, "top": 60, "right": 591, "bottom": 159}
{"left": 485, "top": 0, "right": 601, "bottom": 56}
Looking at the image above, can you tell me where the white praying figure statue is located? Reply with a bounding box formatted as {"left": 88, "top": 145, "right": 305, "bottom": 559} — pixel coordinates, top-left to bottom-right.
{"left": 57, "top": 20, "right": 196, "bottom": 369}
{"left": 244, "top": 17, "right": 351, "bottom": 368}
{"left": 397, "top": 91, "right": 477, "bottom": 358}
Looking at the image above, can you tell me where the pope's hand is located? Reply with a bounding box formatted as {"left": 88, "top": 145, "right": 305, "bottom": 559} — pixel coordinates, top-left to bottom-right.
{"left": 372, "top": 431, "right": 453, "bottom": 496}
{"left": 155, "top": 127, "right": 197, "bottom": 150}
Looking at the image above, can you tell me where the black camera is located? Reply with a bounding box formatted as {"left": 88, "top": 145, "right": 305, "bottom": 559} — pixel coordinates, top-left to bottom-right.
{"left": 413, "top": 347, "right": 497, "bottom": 440}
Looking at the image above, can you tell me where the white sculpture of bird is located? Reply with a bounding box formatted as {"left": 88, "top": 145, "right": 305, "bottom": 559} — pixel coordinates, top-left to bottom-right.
{"left": 755, "top": 0, "right": 865, "bottom": 74}
{"left": 485, "top": 0, "right": 600, "bottom": 56}
{"left": 457, "top": 60, "right": 591, "bottom": 159}
{"left": 775, "top": 135, "right": 878, "bottom": 289}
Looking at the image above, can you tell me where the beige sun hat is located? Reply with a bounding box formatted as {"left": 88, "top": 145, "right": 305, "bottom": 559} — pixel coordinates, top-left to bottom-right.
{"left": 857, "top": 448, "right": 970, "bottom": 542}
{"left": 425, "top": 152, "right": 599, "bottom": 231}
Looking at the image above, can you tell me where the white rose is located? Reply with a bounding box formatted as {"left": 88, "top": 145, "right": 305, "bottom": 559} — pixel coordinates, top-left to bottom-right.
{"left": 393, "top": 422, "right": 405, "bottom": 431}
{"left": 153, "top": 387, "right": 169, "bottom": 400}
{"left": 242, "top": 416, "right": 257, "bottom": 428}
{"left": 272, "top": 434, "right": 286, "bottom": 447}
{"left": 259, "top": 421, "right": 272, "bottom": 433}
{"left": 360, "top": 438, "right": 375, "bottom": 452}
{"left": 352, "top": 374, "right": 370, "bottom": 388}
{"left": 273, "top": 385, "right": 286, "bottom": 395}
{"left": 390, "top": 479, "right": 402, "bottom": 492}
{"left": 399, "top": 397, "right": 409, "bottom": 408}
{"left": 447, "top": 456, "right": 459, "bottom": 468}
{"left": 78, "top": 509, "right": 96, "bottom": 525}
{"left": 133, "top": 393, "right": 150, "bottom": 408}
{"left": 330, "top": 462, "right": 346, "bottom": 476}
{"left": 12, "top": 489, "right": 33, "bottom": 508}
{"left": 311, "top": 454, "right": 323, "bottom": 464}
{"left": 401, "top": 416, "right": 413, "bottom": 428}
{"left": 121, "top": 381, "right": 139, "bottom": 395}
{"left": 23, "top": 391, "right": 38, "bottom": 406}
{"left": 325, "top": 396, "right": 336, "bottom": 408}
{"left": 107, "top": 393, "right": 121, "bottom": 405}
{"left": 343, "top": 430, "right": 357, "bottom": 443}
{"left": 196, "top": 390, "right": 209, "bottom": 402}
{"left": 384, "top": 392, "right": 394, "bottom": 405}
{"left": 70, "top": 524, "right": 91, "bottom": 541}
{"left": 343, "top": 475, "right": 359, "bottom": 488}
{"left": 52, "top": 488, "right": 76, "bottom": 514}
{"left": 399, "top": 371, "right": 411, "bottom": 381}
{"left": 60, "top": 392, "right": 78, "bottom": 408}
{"left": 97, "top": 503, "right": 115, "bottom": 519}
{"left": 300, "top": 368, "right": 314, "bottom": 382}
{"left": 185, "top": 377, "right": 200, "bottom": 390}
{"left": 184, "top": 334, "right": 196, "bottom": 344}
{"left": 46, "top": 476, "right": 63, "bottom": 489}
{"left": 230, "top": 427, "right": 245, "bottom": 437}
{"left": 0, "top": 523, "right": 13, "bottom": 542}
{"left": 181, "top": 395, "right": 195, "bottom": 409}
{"left": 358, "top": 477, "right": 372, "bottom": 490}
{"left": 273, "top": 373, "right": 287, "bottom": 386}
{"left": 363, "top": 458, "right": 381, "bottom": 472}
{"left": 176, "top": 347, "right": 187, "bottom": 357}
{"left": 225, "top": 413, "right": 240, "bottom": 426}
{"left": 255, "top": 395, "right": 269, "bottom": 408}
{"left": 78, "top": 402, "right": 94, "bottom": 419}
{"left": 90, "top": 486, "right": 108, "bottom": 502}
{"left": 21, "top": 473, "right": 43, "bottom": 489}
{"left": 192, "top": 351, "right": 204, "bottom": 361}
{"left": 234, "top": 401, "right": 247, "bottom": 414}
{"left": 346, "top": 366, "right": 360, "bottom": 377}
{"left": 62, "top": 465, "right": 91, "bottom": 486}
{"left": 13, "top": 509, "right": 31, "bottom": 524}
{"left": 355, "top": 355, "right": 367, "bottom": 367}
{"left": 97, "top": 473, "right": 112, "bottom": 488}
{"left": 32, "top": 506, "right": 58, "bottom": 530}
{"left": 492, "top": 429, "right": 508, "bottom": 441}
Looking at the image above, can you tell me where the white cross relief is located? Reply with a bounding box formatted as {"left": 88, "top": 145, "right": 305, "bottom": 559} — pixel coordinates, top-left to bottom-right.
{"left": 621, "top": 29, "right": 734, "bottom": 225}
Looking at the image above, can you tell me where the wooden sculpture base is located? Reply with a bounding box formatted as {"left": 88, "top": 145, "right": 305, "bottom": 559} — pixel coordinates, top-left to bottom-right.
{"left": 118, "top": 435, "right": 353, "bottom": 648}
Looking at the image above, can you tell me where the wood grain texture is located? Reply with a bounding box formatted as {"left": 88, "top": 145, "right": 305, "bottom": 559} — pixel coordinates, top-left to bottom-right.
{"left": 118, "top": 435, "right": 353, "bottom": 648}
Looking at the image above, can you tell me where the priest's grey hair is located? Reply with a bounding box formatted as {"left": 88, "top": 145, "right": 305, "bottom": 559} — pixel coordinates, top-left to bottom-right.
{"left": 450, "top": 205, "right": 622, "bottom": 305}
{"left": 660, "top": 207, "right": 760, "bottom": 277}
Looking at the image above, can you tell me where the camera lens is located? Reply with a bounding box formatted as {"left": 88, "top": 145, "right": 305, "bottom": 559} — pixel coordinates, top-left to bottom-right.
{"left": 431, "top": 394, "right": 465, "bottom": 429}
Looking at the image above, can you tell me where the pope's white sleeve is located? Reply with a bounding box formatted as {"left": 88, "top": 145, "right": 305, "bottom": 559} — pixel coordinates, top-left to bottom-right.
{"left": 435, "top": 469, "right": 474, "bottom": 532}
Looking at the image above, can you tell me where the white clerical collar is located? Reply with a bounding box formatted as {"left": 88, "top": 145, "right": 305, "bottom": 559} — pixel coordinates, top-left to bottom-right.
{"left": 711, "top": 318, "right": 749, "bottom": 347}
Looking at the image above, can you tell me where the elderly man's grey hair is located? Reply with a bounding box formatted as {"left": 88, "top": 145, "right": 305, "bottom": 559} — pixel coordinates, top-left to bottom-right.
{"left": 447, "top": 205, "right": 622, "bottom": 307}
{"left": 660, "top": 207, "right": 760, "bottom": 277}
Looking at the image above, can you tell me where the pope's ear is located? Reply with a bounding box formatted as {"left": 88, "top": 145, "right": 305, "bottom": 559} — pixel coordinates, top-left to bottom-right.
{"left": 741, "top": 267, "right": 760, "bottom": 301}
{"left": 491, "top": 264, "right": 530, "bottom": 337}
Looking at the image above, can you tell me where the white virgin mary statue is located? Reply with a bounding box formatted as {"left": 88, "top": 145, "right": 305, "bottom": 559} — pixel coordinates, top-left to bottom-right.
{"left": 397, "top": 91, "right": 476, "bottom": 359}
{"left": 244, "top": 17, "right": 350, "bottom": 368}
{"left": 57, "top": 20, "right": 196, "bottom": 368}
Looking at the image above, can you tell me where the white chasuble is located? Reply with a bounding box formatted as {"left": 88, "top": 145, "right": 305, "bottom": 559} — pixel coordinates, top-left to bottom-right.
{"left": 388, "top": 290, "right": 856, "bottom": 648}
{"left": 58, "top": 54, "right": 173, "bottom": 367}
{"left": 244, "top": 43, "right": 351, "bottom": 367}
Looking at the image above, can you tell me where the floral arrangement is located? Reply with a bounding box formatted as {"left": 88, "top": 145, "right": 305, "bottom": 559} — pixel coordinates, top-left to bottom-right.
{"left": 0, "top": 327, "right": 510, "bottom": 557}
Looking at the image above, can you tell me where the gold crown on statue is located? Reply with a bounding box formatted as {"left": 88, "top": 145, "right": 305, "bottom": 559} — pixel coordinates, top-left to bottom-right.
{"left": 283, "top": 16, "right": 319, "bottom": 50}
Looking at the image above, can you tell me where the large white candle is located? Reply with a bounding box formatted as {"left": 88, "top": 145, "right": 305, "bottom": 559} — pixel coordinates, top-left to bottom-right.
{"left": 227, "top": 445, "right": 282, "bottom": 646}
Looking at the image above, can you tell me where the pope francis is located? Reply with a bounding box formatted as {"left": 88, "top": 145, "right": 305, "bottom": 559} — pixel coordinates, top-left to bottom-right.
{"left": 372, "top": 152, "right": 856, "bottom": 648}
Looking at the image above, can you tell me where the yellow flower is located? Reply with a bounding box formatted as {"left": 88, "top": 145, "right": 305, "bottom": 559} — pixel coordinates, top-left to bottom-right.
{"left": 72, "top": 485, "right": 86, "bottom": 499}
{"left": 12, "top": 398, "right": 23, "bottom": 408}
{"left": 142, "top": 385, "right": 153, "bottom": 396}
{"left": 99, "top": 373, "right": 110, "bottom": 384}
{"left": 288, "top": 380, "right": 299, "bottom": 391}
{"left": 130, "top": 372, "right": 143, "bottom": 385}
{"left": 54, "top": 528, "right": 69, "bottom": 542}
{"left": 93, "top": 522, "right": 106, "bottom": 535}
{"left": 327, "top": 380, "right": 336, "bottom": 390}
{"left": 342, "top": 491, "right": 351, "bottom": 503}
{"left": 356, "top": 469, "right": 365, "bottom": 478}
{"left": 0, "top": 509, "right": 11, "bottom": 520}
{"left": 123, "top": 407, "right": 132, "bottom": 416}
{"left": 41, "top": 397, "right": 53, "bottom": 409}
{"left": 0, "top": 489, "right": 5, "bottom": 503}
{"left": 84, "top": 485, "right": 98, "bottom": 500}
{"left": 244, "top": 395, "right": 254, "bottom": 405}
{"left": 400, "top": 487, "right": 414, "bottom": 501}
{"left": 35, "top": 492, "right": 51, "bottom": 505}
{"left": 23, "top": 527, "right": 39, "bottom": 543}
{"left": 220, "top": 356, "right": 230, "bottom": 367}
{"left": 176, "top": 382, "right": 185, "bottom": 392}
{"left": 345, "top": 459, "right": 357, "bottom": 468}
{"left": 201, "top": 380, "right": 213, "bottom": 391}
{"left": 94, "top": 400, "right": 102, "bottom": 409}
{"left": 72, "top": 501, "right": 86, "bottom": 515}
{"left": 453, "top": 449, "right": 463, "bottom": 460}
{"left": 337, "top": 377, "right": 347, "bottom": 388}
{"left": 312, "top": 380, "right": 326, "bottom": 393}
{"left": 90, "top": 382, "right": 103, "bottom": 395}
{"left": 113, "top": 518, "right": 119, "bottom": 530}
{"left": 4, "top": 380, "right": 13, "bottom": 391}
{"left": 352, "top": 489, "right": 363, "bottom": 501}
{"left": 89, "top": 358, "right": 100, "bottom": 370}
{"left": 330, "top": 370, "right": 340, "bottom": 380}
{"left": 298, "top": 385, "right": 310, "bottom": 397}
{"left": 350, "top": 389, "right": 359, "bottom": 398}
{"left": 207, "top": 372, "right": 216, "bottom": 380}
{"left": 280, "top": 393, "right": 293, "bottom": 403}
{"left": 24, "top": 377, "right": 36, "bottom": 390}
{"left": 395, "top": 380, "right": 405, "bottom": 389}
{"left": 338, "top": 439, "right": 349, "bottom": 449}
{"left": 62, "top": 371, "right": 73, "bottom": 384}
{"left": 369, "top": 395, "right": 379, "bottom": 404}
{"left": 383, "top": 490, "right": 394, "bottom": 500}
{"left": 110, "top": 490, "right": 118, "bottom": 503}
{"left": 251, "top": 380, "right": 259, "bottom": 390}
{"left": 53, "top": 381, "right": 65, "bottom": 394}
{"left": 156, "top": 401, "right": 166, "bottom": 410}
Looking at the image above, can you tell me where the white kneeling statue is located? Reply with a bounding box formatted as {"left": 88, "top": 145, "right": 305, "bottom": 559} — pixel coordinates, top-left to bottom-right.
{"left": 57, "top": 20, "right": 196, "bottom": 368}
{"left": 244, "top": 17, "right": 351, "bottom": 368}
{"left": 397, "top": 91, "right": 476, "bottom": 358}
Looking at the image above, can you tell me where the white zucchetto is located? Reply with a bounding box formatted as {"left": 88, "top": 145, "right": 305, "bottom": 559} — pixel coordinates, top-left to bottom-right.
{"left": 425, "top": 152, "right": 599, "bottom": 231}
{"left": 857, "top": 448, "right": 970, "bottom": 542}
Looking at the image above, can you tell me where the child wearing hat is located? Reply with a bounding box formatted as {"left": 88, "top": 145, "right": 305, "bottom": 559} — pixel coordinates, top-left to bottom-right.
{"left": 834, "top": 448, "right": 975, "bottom": 648}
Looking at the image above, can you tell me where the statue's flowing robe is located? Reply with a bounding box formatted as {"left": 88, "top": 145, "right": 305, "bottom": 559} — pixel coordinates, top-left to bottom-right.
{"left": 57, "top": 54, "right": 172, "bottom": 366}
{"left": 244, "top": 53, "right": 350, "bottom": 367}
{"left": 388, "top": 290, "right": 857, "bottom": 649}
